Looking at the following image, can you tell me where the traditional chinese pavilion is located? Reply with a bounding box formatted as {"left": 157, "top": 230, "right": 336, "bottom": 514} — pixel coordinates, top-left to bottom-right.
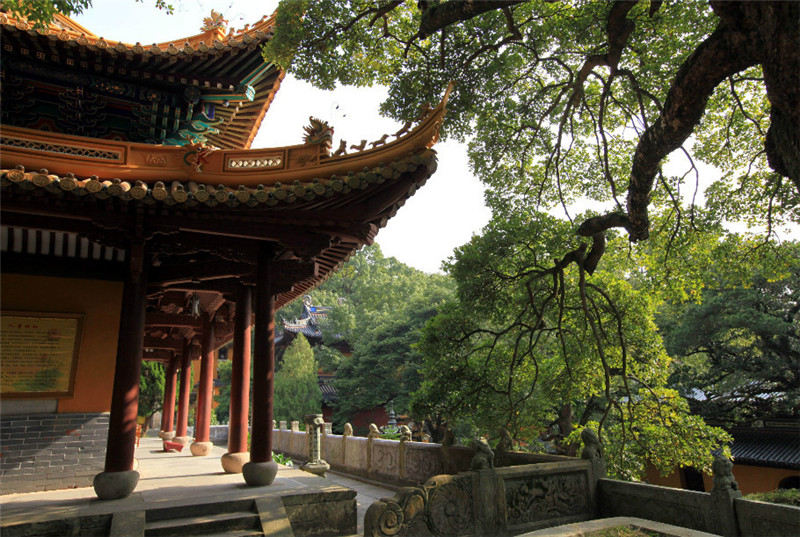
{"left": 0, "top": 9, "right": 448, "bottom": 499}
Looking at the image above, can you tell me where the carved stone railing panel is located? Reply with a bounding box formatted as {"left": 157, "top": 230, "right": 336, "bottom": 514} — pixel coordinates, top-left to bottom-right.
{"left": 346, "top": 436, "right": 369, "bottom": 472}
{"left": 324, "top": 434, "right": 344, "bottom": 466}
{"left": 599, "top": 478, "right": 714, "bottom": 533}
{"left": 404, "top": 442, "right": 443, "bottom": 484}
{"left": 364, "top": 473, "right": 475, "bottom": 537}
{"left": 372, "top": 439, "right": 400, "bottom": 478}
{"left": 503, "top": 471, "right": 590, "bottom": 532}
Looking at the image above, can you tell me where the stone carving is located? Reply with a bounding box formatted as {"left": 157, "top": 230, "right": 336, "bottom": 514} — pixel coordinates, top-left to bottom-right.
{"left": 343, "top": 423, "right": 353, "bottom": 437}
{"left": 405, "top": 447, "right": 443, "bottom": 483}
{"left": 368, "top": 423, "right": 381, "bottom": 439}
{"left": 711, "top": 454, "right": 739, "bottom": 492}
{"left": 442, "top": 428, "right": 455, "bottom": 446}
{"left": 399, "top": 425, "right": 412, "bottom": 443}
{"left": 470, "top": 437, "right": 494, "bottom": 470}
{"left": 364, "top": 473, "right": 473, "bottom": 537}
{"left": 505, "top": 473, "right": 589, "bottom": 528}
{"left": 373, "top": 441, "right": 399, "bottom": 476}
{"left": 580, "top": 428, "right": 602, "bottom": 459}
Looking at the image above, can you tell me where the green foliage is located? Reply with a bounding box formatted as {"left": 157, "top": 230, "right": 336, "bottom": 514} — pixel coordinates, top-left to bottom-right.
{"left": 1, "top": 0, "right": 173, "bottom": 29}
{"left": 272, "top": 452, "right": 294, "bottom": 467}
{"left": 659, "top": 241, "right": 800, "bottom": 425}
{"left": 300, "top": 245, "right": 454, "bottom": 424}
{"left": 138, "top": 361, "right": 165, "bottom": 421}
{"left": 273, "top": 334, "right": 321, "bottom": 422}
{"left": 744, "top": 489, "right": 800, "bottom": 507}
{"left": 213, "top": 358, "right": 233, "bottom": 424}
{"left": 413, "top": 208, "right": 731, "bottom": 479}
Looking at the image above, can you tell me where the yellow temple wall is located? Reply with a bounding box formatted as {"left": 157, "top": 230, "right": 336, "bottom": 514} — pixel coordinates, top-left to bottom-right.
{"left": 1, "top": 274, "right": 123, "bottom": 413}
{"left": 645, "top": 462, "right": 799, "bottom": 495}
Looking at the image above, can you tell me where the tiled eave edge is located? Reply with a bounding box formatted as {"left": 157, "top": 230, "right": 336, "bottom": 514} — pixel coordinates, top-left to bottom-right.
{"left": 0, "top": 149, "right": 438, "bottom": 209}
{"left": 0, "top": 12, "right": 276, "bottom": 58}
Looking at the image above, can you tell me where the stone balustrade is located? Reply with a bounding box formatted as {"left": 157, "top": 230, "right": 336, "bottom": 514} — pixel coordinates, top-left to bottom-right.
{"left": 271, "top": 421, "right": 572, "bottom": 487}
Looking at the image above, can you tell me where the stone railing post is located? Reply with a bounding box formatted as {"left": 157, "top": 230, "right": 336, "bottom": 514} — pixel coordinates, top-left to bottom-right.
{"left": 580, "top": 428, "right": 606, "bottom": 517}
{"left": 367, "top": 423, "right": 380, "bottom": 473}
{"left": 301, "top": 414, "right": 329, "bottom": 477}
{"left": 710, "top": 454, "right": 742, "bottom": 537}
{"left": 342, "top": 423, "right": 353, "bottom": 468}
{"left": 291, "top": 420, "right": 300, "bottom": 458}
{"left": 399, "top": 425, "right": 411, "bottom": 480}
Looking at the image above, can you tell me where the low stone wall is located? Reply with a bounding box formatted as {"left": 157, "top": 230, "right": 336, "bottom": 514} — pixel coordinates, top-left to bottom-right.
{"left": 271, "top": 422, "right": 572, "bottom": 486}
{"left": 599, "top": 478, "right": 800, "bottom": 537}
{"left": 734, "top": 497, "right": 800, "bottom": 537}
{"left": 0, "top": 412, "right": 109, "bottom": 494}
{"left": 364, "top": 459, "right": 603, "bottom": 536}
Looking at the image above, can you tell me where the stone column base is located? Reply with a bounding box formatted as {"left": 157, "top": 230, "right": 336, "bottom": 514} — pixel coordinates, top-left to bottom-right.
{"left": 221, "top": 451, "right": 250, "bottom": 473}
{"left": 190, "top": 441, "right": 213, "bottom": 456}
{"left": 242, "top": 460, "right": 278, "bottom": 486}
{"left": 173, "top": 435, "right": 191, "bottom": 446}
{"left": 301, "top": 460, "right": 330, "bottom": 478}
{"left": 159, "top": 430, "right": 175, "bottom": 441}
{"left": 93, "top": 470, "right": 139, "bottom": 500}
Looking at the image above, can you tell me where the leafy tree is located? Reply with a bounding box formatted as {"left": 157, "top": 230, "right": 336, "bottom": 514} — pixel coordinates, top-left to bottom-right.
{"left": 263, "top": 0, "right": 798, "bottom": 478}
{"left": 412, "top": 209, "right": 731, "bottom": 479}
{"left": 661, "top": 243, "right": 800, "bottom": 425}
{"left": 296, "top": 245, "right": 454, "bottom": 424}
{"left": 213, "top": 359, "right": 233, "bottom": 424}
{"left": 273, "top": 334, "right": 321, "bottom": 422}
{"left": 138, "top": 361, "right": 165, "bottom": 431}
{"left": 334, "top": 285, "right": 453, "bottom": 424}
{"left": 265, "top": 0, "right": 799, "bottom": 257}
{"left": 1, "top": 0, "right": 173, "bottom": 29}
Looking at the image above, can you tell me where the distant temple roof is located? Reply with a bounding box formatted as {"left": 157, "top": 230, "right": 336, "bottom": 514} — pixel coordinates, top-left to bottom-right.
{"left": 728, "top": 426, "right": 800, "bottom": 469}
{"left": 280, "top": 296, "right": 332, "bottom": 342}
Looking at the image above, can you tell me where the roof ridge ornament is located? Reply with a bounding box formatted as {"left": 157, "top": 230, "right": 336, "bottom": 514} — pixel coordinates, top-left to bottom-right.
{"left": 201, "top": 10, "right": 228, "bottom": 33}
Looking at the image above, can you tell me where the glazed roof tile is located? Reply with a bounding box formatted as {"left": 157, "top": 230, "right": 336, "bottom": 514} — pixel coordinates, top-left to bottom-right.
{"left": 729, "top": 427, "right": 800, "bottom": 469}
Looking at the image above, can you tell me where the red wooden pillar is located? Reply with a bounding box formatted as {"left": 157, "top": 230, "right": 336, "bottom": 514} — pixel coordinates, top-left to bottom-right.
{"left": 222, "top": 283, "right": 252, "bottom": 473}
{"left": 191, "top": 313, "right": 215, "bottom": 455}
{"left": 160, "top": 354, "right": 179, "bottom": 439}
{"left": 229, "top": 283, "right": 252, "bottom": 454}
{"left": 93, "top": 239, "right": 147, "bottom": 499}
{"left": 242, "top": 244, "right": 278, "bottom": 485}
{"left": 174, "top": 341, "right": 192, "bottom": 444}
{"left": 251, "top": 246, "right": 275, "bottom": 463}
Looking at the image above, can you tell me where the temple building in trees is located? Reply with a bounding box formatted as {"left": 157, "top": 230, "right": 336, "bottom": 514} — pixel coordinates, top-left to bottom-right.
{"left": 0, "top": 9, "right": 448, "bottom": 499}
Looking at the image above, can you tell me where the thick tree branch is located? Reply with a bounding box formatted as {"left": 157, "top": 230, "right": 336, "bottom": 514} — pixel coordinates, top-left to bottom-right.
{"left": 626, "top": 13, "right": 762, "bottom": 241}
{"left": 418, "top": 0, "right": 528, "bottom": 39}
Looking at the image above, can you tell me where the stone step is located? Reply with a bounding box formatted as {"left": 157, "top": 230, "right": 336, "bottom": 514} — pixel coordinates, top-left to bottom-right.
{"left": 144, "top": 510, "right": 261, "bottom": 537}
{"left": 191, "top": 530, "right": 265, "bottom": 537}
{"left": 146, "top": 498, "right": 256, "bottom": 523}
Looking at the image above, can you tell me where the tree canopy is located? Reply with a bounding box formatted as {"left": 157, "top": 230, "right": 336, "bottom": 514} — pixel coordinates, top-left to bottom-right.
{"left": 273, "top": 334, "right": 321, "bottom": 422}
{"left": 262, "top": 0, "right": 799, "bottom": 476}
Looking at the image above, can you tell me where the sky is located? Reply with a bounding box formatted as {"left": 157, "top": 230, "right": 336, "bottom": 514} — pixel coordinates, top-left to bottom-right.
{"left": 73, "top": 0, "right": 492, "bottom": 274}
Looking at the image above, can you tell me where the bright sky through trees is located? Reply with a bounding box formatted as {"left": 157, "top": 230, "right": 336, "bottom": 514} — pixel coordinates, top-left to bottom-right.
{"left": 73, "top": 0, "right": 492, "bottom": 274}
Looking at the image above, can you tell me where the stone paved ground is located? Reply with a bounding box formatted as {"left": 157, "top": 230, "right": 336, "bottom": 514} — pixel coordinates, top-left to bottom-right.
{"left": 324, "top": 471, "right": 398, "bottom": 535}
{"left": 0, "top": 436, "right": 397, "bottom": 536}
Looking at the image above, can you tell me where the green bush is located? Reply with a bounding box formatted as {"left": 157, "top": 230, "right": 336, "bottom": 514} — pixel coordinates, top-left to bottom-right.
{"left": 745, "top": 489, "right": 800, "bottom": 507}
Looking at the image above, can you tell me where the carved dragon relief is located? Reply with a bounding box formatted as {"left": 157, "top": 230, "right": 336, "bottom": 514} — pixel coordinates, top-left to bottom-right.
{"left": 364, "top": 474, "right": 473, "bottom": 537}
